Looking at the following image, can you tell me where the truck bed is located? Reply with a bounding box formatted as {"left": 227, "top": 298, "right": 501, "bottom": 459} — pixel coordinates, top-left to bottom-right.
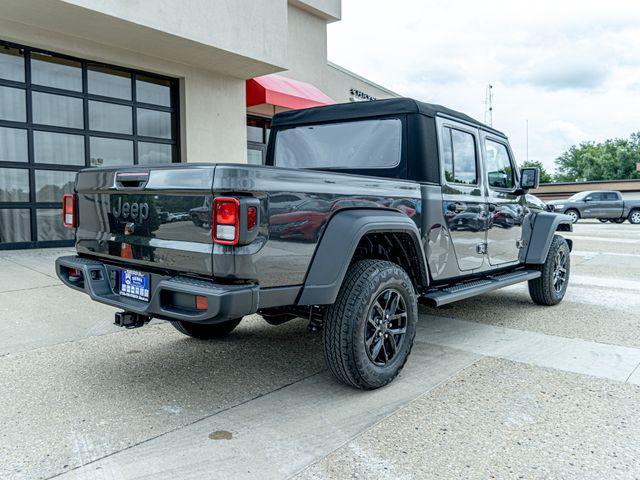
{"left": 74, "top": 163, "right": 422, "bottom": 287}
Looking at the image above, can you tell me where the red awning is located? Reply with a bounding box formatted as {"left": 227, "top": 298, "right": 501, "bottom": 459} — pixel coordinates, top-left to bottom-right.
{"left": 246, "top": 74, "right": 335, "bottom": 110}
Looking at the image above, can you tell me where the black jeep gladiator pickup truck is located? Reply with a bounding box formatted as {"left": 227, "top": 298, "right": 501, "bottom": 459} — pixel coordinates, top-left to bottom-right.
{"left": 56, "top": 98, "right": 573, "bottom": 390}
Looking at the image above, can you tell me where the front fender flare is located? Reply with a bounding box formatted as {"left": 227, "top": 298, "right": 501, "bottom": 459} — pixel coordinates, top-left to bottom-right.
{"left": 297, "top": 209, "right": 427, "bottom": 306}
{"left": 521, "top": 212, "right": 573, "bottom": 264}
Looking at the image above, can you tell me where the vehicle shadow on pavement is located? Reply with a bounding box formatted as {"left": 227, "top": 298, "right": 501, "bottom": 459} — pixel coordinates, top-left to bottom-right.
{"left": 65, "top": 318, "right": 325, "bottom": 394}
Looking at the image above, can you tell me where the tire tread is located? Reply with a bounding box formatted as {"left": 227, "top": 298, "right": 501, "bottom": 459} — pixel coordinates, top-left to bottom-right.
{"left": 323, "top": 259, "right": 416, "bottom": 389}
{"left": 528, "top": 235, "right": 570, "bottom": 306}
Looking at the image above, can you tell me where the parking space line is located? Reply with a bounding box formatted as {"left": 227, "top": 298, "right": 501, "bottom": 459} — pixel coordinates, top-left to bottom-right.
{"left": 568, "top": 274, "right": 640, "bottom": 291}
{"left": 51, "top": 344, "right": 480, "bottom": 480}
{"left": 564, "top": 235, "right": 638, "bottom": 244}
{"left": 419, "top": 316, "right": 640, "bottom": 384}
{"left": 572, "top": 250, "right": 640, "bottom": 259}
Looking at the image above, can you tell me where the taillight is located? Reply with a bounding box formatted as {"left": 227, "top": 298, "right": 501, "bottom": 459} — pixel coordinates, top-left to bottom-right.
{"left": 62, "top": 194, "right": 77, "bottom": 228}
{"left": 213, "top": 197, "right": 240, "bottom": 245}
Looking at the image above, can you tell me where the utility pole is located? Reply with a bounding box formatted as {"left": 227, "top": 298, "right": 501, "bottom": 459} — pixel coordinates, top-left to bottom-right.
{"left": 484, "top": 84, "right": 493, "bottom": 126}
{"left": 526, "top": 119, "right": 529, "bottom": 164}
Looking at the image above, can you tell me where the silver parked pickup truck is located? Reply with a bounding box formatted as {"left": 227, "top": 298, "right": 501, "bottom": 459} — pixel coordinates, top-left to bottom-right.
{"left": 547, "top": 190, "right": 640, "bottom": 224}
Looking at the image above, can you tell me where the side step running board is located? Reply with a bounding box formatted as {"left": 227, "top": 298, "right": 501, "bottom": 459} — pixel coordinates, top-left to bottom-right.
{"left": 422, "top": 270, "right": 541, "bottom": 307}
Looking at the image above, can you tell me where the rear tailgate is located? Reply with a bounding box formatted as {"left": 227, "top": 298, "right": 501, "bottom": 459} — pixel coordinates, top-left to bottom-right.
{"left": 75, "top": 166, "right": 214, "bottom": 276}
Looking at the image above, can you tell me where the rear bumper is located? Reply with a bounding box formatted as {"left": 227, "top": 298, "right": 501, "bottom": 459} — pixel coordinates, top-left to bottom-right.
{"left": 55, "top": 255, "right": 259, "bottom": 323}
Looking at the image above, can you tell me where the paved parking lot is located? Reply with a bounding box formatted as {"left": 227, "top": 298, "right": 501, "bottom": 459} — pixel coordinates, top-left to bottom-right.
{"left": 1, "top": 220, "right": 639, "bottom": 479}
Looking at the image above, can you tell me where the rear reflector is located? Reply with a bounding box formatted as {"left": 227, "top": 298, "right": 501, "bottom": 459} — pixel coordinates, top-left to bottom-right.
{"left": 247, "top": 206, "right": 257, "bottom": 230}
{"left": 213, "top": 197, "right": 240, "bottom": 245}
{"left": 195, "top": 295, "right": 208, "bottom": 311}
{"left": 62, "top": 194, "right": 77, "bottom": 227}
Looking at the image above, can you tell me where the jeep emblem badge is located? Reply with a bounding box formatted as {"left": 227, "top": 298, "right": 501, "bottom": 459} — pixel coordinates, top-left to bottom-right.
{"left": 112, "top": 197, "right": 149, "bottom": 222}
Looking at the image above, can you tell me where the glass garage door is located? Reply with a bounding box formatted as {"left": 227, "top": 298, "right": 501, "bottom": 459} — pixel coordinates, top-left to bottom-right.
{"left": 0, "top": 41, "right": 180, "bottom": 249}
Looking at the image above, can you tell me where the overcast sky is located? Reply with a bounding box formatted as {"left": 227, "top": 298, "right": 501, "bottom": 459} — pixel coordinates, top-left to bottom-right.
{"left": 327, "top": 0, "right": 640, "bottom": 171}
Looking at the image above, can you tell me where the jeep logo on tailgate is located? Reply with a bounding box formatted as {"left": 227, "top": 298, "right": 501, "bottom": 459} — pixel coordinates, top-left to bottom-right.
{"left": 112, "top": 197, "right": 149, "bottom": 222}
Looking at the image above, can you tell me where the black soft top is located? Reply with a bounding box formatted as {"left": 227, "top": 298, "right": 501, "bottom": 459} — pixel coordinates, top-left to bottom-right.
{"left": 272, "top": 97, "right": 505, "bottom": 136}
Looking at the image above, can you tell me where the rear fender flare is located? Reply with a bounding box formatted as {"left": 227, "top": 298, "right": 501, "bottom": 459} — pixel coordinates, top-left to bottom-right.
{"left": 521, "top": 212, "right": 573, "bottom": 264}
{"left": 297, "top": 209, "right": 428, "bottom": 305}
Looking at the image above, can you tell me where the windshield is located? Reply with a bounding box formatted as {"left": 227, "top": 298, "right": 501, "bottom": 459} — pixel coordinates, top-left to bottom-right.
{"left": 274, "top": 118, "right": 402, "bottom": 169}
{"left": 567, "top": 191, "right": 589, "bottom": 201}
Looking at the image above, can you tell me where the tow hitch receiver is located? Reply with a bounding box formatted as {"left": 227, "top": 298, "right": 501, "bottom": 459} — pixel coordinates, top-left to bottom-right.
{"left": 114, "top": 311, "right": 150, "bottom": 329}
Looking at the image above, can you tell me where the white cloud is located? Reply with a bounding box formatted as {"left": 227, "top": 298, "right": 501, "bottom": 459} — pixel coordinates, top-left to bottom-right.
{"left": 327, "top": 0, "right": 640, "bottom": 171}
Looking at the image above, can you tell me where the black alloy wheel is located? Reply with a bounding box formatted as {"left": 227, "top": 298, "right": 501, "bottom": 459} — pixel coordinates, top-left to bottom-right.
{"left": 552, "top": 248, "right": 568, "bottom": 294}
{"left": 365, "top": 289, "right": 408, "bottom": 366}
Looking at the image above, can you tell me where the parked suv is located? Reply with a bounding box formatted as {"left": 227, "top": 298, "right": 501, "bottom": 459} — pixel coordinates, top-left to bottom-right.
{"left": 547, "top": 190, "right": 640, "bottom": 224}
{"left": 56, "top": 98, "right": 573, "bottom": 390}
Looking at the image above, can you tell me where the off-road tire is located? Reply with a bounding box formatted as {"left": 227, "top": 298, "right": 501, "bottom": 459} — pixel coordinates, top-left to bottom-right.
{"left": 171, "top": 318, "right": 242, "bottom": 339}
{"left": 612, "top": 218, "right": 625, "bottom": 224}
{"left": 628, "top": 210, "right": 640, "bottom": 225}
{"left": 528, "top": 235, "right": 570, "bottom": 306}
{"left": 323, "top": 259, "right": 418, "bottom": 390}
{"left": 565, "top": 209, "right": 580, "bottom": 223}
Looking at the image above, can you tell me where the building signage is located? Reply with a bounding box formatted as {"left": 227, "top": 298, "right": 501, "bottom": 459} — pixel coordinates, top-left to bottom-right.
{"left": 349, "top": 88, "right": 376, "bottom": 102}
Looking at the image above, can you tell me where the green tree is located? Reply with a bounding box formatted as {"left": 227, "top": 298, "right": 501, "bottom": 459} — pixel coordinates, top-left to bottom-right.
{"left": 522, "top": 160, "right": 554, "bottom": 183}
{"left": 554, "top": 133, "right": 640, "bottom": 182}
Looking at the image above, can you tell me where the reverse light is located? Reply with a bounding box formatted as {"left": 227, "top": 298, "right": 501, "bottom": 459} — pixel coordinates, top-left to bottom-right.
{"left": 62, "top": 194, "right": 77, "bottom": 227}
{"left": 213, "top": 197, "right": 240, "bottom": 245}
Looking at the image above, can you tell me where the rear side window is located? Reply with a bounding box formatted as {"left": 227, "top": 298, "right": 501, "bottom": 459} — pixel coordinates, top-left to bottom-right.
{"left": 274, "top": 118, "right": 401, "bottom": 169}
{"left": 485, "top": 139, "right": 514, "bottom": 189}
{"left": 442, "top": 127, "right": 477, "bottom": 185}
{"left": 604, "top": 192, "right": 619, "bottom": 201}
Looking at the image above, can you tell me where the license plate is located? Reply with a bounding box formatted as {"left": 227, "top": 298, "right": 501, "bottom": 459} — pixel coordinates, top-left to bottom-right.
{"left": 119, "top": 269, "right": 150, "bottom": 301}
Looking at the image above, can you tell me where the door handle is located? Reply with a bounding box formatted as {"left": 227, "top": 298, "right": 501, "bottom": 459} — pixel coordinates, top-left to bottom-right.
{"left": 447, "top": 202, "right": 466, "bottom": 213}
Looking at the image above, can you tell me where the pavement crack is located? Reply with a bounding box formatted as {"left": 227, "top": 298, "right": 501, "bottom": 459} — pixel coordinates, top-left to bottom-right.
{"left": 625, "top": 361, "right": 640, "bottom": 383}
{"left": 2, "top": 256, "right": 58, "bottom": 279}
{"left": 0, "top": 283, "right": 61, "bottom": 296}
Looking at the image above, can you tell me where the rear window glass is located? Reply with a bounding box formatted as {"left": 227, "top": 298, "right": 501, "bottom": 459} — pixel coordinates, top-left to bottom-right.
{"left": 274, "top": 118, "right": 402, "bottom": 169}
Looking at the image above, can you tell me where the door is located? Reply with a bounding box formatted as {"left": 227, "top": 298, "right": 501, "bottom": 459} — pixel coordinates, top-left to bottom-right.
{"left": 600, "top": 191, "right": 624, "bottom": 218}
{"left": 437, "top": 119, "right": 486, "bottom": 271}
{"left": 483, "top": 135, "right": 524, "bottom": 266}
{"left": 582, "top": 192, "right": 604, "bottom": 218}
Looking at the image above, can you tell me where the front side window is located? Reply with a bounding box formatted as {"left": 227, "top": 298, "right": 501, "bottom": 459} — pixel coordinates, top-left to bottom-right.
{"left": 442, "top": 127, "right": 478, "bottom": 185}
{"left": 485, "top": 139, "right": 514, "bottom": 189}
{"left": 274, "top": 118, "right": 402, "bottom": 169}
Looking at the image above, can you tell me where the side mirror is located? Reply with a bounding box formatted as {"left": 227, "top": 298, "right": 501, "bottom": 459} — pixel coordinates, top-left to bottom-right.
{"left": 520, "top": 167, "right": 539, "bottom": 191}
{"left": 584, "top": 196, "right": 592, "bottom": 202}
